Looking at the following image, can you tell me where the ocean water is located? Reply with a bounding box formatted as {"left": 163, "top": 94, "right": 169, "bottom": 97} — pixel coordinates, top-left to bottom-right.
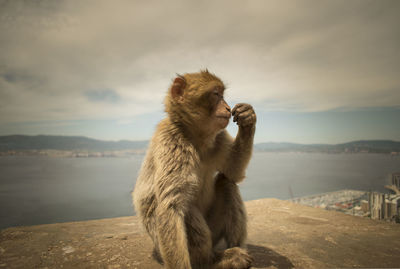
{"left": 0, "top": 153, "right": 399, "bottom": 229}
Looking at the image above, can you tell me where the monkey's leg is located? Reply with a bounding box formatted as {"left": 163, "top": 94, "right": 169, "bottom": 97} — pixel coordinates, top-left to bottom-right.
{"left": 185, "top": 207, "right": 214, "bottom": 269}
{"left": 207, "top": 173, "right": 253, "bottom": 269}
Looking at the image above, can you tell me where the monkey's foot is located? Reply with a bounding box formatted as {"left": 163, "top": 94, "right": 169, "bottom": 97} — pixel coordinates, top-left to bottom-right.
{"left": 213, "top": 247, "right": 253, "bottom": 269}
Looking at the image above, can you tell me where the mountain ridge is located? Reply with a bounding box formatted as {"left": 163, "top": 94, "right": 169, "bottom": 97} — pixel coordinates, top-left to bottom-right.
{"left": 0, "top": 135, "right": 148, "bottom": 152}
{"left": 0, "top": 135, "right": 399, "bottom": 153}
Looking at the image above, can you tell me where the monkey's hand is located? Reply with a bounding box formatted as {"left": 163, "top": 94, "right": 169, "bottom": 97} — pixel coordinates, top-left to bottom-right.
{"left": 223, "top": 103, "right": 255, "bottom": 182}
{"left": 232, "top": 103, "right": 256, "bottom": 131}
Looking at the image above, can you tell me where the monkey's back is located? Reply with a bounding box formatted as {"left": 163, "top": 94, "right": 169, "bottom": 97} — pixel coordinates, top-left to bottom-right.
{"left": 132, "top": 119, "right": 193, "bottom": 228}
{"left": 132, "top": 128, "right": 162, "bottom": 246}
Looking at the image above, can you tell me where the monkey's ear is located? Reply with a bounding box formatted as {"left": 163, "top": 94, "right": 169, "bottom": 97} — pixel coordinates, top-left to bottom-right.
{"left": 171, "top": 77, "right": 186, "bottom": 100}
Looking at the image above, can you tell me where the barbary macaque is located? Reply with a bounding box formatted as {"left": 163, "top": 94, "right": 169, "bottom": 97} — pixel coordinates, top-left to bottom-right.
{"left": 133, "top": 70, "right": 256, "bottom": 269}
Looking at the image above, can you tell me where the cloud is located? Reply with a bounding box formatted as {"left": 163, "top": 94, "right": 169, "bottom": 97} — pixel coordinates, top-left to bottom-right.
{"left": 84, "top": 89, "right": 121, "bottom": 104}
{"left": 0, "top": 0, "right": 399, "bottom": 124}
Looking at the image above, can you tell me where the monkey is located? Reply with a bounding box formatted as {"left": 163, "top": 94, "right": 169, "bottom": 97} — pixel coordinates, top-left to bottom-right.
{"left": 133, "top": 70, "right": 256, "bottom": 269}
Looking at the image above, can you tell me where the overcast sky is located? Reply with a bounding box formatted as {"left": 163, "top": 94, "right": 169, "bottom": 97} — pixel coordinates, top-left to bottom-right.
{"left": 1, "top": 0, "right": 399, "bottom": 144}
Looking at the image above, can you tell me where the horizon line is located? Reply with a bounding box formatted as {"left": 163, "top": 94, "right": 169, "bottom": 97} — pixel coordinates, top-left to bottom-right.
{"left": 1, "top": 134, "right": 399, "bottom": 146}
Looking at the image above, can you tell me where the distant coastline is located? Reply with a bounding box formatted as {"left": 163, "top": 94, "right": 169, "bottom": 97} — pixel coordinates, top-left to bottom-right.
{"left": 0, "top": 135, "right": 400, "bottom": 157}
{"left": 255, "top": 140, "right": 400, "bottom": 155}
{"left": 0, "top": 149, "right": 145, "bottom": 158}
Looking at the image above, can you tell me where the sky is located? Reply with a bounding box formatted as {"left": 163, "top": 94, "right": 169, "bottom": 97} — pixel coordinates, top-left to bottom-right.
{"left": 0, "top": 0, "right": 399, "bottom": 144}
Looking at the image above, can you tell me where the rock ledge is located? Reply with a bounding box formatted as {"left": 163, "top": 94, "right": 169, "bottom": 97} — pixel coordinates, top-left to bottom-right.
{"left": 1, "top": 198, "right": 400, "bottom": 268}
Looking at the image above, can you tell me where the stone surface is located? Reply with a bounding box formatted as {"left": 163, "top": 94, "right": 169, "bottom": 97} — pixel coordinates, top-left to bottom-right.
{"left": 1, "top": 198, "right": 400, "bottom": 268}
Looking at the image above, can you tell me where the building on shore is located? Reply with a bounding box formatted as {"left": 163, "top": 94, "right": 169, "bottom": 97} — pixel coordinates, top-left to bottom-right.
{"left": 392, "top": 172, "right": 400, "bottom": 189}
{"left": 368, "top": 192, "right": 400, "bottom": 221}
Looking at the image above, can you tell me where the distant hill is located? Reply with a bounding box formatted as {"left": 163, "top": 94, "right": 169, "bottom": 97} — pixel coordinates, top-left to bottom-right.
{"left": 0, "top": 135, "right": 148, "bottom": 152}
{"left": 0, "top": 135, "right": 399, "bottom": 154}
{"left": 254, "top": 140, "right": 400, "bottom": 153}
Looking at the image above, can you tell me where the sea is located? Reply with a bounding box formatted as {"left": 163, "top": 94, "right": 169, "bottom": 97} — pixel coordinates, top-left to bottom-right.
{"left": 0, "top": 152, "right": 399, "bottom": 229}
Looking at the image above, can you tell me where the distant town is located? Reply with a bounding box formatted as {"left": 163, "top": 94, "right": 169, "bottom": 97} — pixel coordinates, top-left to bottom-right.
{"left": 1, "top": 135, "right": 400, "bottom": 157}
{"left": 292, "top": 173, "right": 400, "bottom": 224}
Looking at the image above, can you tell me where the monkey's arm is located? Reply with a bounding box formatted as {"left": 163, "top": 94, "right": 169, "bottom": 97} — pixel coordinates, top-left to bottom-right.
{"left": 153, "top": 143, "right": 200, "bottom": 269}
{"left": 221, "top": 103, "right": 256, "bottom": 183}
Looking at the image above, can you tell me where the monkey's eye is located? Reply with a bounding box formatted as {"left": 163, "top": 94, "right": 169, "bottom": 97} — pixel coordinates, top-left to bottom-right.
{"left": 208, "top": 90, "right": 222, "bottom": 106}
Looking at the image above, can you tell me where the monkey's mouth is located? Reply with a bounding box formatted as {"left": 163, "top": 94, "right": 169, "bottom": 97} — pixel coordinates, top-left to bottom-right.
{"left": 216, "top": 116, "right": 231, "bottom": 127}
{"left": 216, "top": 116, "right": 231, "bottom": 121}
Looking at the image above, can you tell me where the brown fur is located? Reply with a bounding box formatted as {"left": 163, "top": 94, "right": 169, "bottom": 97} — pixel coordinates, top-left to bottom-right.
{"left": 133, "top": 70, "right": 256, "bottom": 269}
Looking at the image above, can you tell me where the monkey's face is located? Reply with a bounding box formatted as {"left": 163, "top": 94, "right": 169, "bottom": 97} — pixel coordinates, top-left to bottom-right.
{"left": 186, "top": 80, "right": 232, "bottom": 133}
